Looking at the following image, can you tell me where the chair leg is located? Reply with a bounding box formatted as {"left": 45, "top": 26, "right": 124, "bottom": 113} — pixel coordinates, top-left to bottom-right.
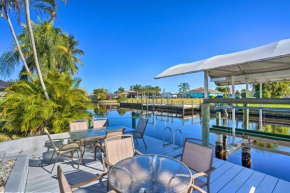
{"left": 50, "top": 153, "right": 59, "bottom": 173}
{"left": 207, "top": 177, "right": 210, "bottom": 193}
{"left": 101, "top": 152, "right": 106, "bottom": 172}
{"left": 49, "top": 150, "right": 55, "bottom": 165}
{"left": 76, "top": 149, "right": 80, "bottom": 158}
{"left": 78, "top": 146, "right": 86, "bottom": 169}
{"left": 142, "top": 137, "right": 147, "bottom": 149}
{"left": 107, "top": 179, "right": 110, "bottom": 192}
{"left": 93, "top": 141, "right": 97, "bottom": 161}
{"left": 135, "top": 138, "right": 139, "bottom": 145}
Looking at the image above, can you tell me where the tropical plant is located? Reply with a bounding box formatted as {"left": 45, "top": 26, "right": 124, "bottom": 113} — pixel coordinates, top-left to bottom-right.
{"left": 117, "top": 95, "right": 127, "bottom": 102}
{"left": 216, "top": 86, "right": 230, "bottom": 98}
{"left": 0, "top": 71, "right": 92, "bottom": 136}
{"left": 0, "top": 20, "right": 84, "bottom": 79}
{"left": 93, "top": 88, "right": 108, "bottom": 100}
{"left": 25, "top": 0, "right": 47, "bottom": 99}
{"left": 117, "top": 86, "right": 125, "bottom": 93}
{"left": 132, "top": 84, "right": 143, "bottom": 98}
{"left": 209, "top": 95, "right": 215, "bottom": 99}
{"left": 178, "top": 82, "right": 190, "bottom": 93}
{"left": 252, "top": 82, "right": 290, "bottom": 98}
{"left": 23, "top": 0, "right": 69, "bottom": 99}
{"left": 142, "top": 85, "right": 161, "bottom": 95}
{"left": 0, "top": 0, "right": 59, "bottom": 77}
{"left": 94, "top": 106, "right": 108, "bottom": 117}
{"left": 241, "top": 89, "right": 252, "bottom": 98}
{"left": 0, "top": 0, "right": 30, "bottom": 76}
{"left": 117, "top": 107, "right": 127, "bottom": 116}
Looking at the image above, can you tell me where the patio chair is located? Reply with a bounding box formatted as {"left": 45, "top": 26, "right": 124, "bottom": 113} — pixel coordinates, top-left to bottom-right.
{"left": 133, "top": 118, "right": 149, "bottom": 149}
{"left": 69, "top": 121, "right": 88, "bottom": 132}
{"left": 103, "top": 135, "right": 142, "bottom": 192}
{"left": 69, "top": 121, "right": 95, "bottom": 165}
{"left": 93, "top": 119, "right": 109, "bottom": 128}
{"left": 180, "top": 138, "right": 215, "bottom": 193}
{"left": 57, "top": 166, "right": 116, "bottom": 193}
{"left": 44, "top": 129, "right": 81, "bottom": 173}
{"left": 95, "top": 128, "right": 125, "bottom": 170}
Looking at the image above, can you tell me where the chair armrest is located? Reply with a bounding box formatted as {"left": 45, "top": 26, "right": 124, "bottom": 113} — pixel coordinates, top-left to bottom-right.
{"left": 103, "top": 157, "right": 113, "bottom": 167}
{"left": 135, "top": 150, "right": 143, "bottom": 155}
{"left": 70, "top": 172, "right": 107, "bottom": 189}
{"left": 191, "top": 172, "right": 207, "bottom": 180}
{"left": 190, "top": 184, "right": 206, "bottom": 193}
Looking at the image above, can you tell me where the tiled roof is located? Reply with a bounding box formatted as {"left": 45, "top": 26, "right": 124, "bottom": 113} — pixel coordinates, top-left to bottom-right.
{"left": 183, "top": 87, "right": 222, "bottom": 94}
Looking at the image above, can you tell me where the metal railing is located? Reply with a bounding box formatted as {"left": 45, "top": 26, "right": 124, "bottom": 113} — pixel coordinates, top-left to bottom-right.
{"left": 173, "top": 129, "right": 183, "bottom": 149}
{"left": 163, "top": 127, "right": 172, "bottom": 146}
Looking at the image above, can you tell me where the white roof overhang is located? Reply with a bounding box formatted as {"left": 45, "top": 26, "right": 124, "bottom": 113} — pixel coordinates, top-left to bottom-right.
{"left": 155, "top": 39, "right": 290, "bottom": 86}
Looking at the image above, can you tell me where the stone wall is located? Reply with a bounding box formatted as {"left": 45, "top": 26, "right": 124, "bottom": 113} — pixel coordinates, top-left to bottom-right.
{"left": 0, "top": 133, "right": 69, "bottom": 157}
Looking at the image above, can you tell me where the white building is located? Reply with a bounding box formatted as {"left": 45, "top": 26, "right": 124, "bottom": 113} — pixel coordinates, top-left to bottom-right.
{"left": 162, "top": 92, "right": 178, "bottom": 98}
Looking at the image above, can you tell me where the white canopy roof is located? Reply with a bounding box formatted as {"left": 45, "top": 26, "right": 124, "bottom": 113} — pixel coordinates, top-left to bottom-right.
{"left": 155, "top": 39, "right": 290, "bottom": 86}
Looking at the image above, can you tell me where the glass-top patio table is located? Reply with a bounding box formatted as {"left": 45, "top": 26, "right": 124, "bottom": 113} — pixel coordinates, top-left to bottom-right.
{"left": 69, "top": 126, "right": 135, "bottom": 141}
{"left": 69, "top": 126, "right": 135, "bottom": 168}
{"left": 108, "top": 155, "right": 192, "bottom": 193}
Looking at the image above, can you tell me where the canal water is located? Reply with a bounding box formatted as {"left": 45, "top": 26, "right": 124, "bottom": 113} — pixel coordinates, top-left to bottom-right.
{"left": 95, "top": 105, "right": 290, "bottom": 182}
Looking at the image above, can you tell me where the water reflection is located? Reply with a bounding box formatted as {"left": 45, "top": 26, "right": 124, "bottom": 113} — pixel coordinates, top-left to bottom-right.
{"left": 215, "top": 135, "right": 228, "bottom": 161}
{"left": 117, "top": 108, "right": 127, "bottom": 116}
{"left": 94, "top": 105, "right": 109, "bottom": 117}
{"left": 95, "top": 104, "right": 290, "bottom": 181}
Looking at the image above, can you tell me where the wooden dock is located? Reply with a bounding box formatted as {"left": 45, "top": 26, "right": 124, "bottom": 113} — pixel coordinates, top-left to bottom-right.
{"left": 25, "top": 135, "right": 290, "bottom": 193}
{"left": 120, "top": 102, "right": 200, "bottom": 116}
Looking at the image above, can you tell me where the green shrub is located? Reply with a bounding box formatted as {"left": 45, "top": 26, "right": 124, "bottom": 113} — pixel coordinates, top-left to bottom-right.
{"left": 117, "top": 95, "right": 127, "bottom": 102}
{"left": 0, "top": 71, "right": 93, "bottom": 136}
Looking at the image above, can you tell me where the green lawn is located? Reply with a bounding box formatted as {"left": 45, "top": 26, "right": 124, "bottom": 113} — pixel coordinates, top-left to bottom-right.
{"left": 238, "top": 104, "right": 290, "bottom": 108}
{"left": 122, "top": 98, "right": 290, "bottom": 108}
{"left": 123, "top": 98, "right": 203, "bottom": 105}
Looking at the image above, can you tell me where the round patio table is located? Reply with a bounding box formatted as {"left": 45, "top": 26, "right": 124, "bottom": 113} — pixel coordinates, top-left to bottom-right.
{"left": 108, "top": 155, "right": 192, "bottom": 193}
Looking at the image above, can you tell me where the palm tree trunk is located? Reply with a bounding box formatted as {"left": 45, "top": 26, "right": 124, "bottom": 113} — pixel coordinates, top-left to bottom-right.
{"left": 24, "top": 0, "right": 50, "bottom": 100}
{"left": 3, "top": 7, "right": 31, "bottom": 77}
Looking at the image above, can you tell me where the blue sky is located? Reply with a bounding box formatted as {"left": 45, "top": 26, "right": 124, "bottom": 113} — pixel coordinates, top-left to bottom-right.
{"left": 1, "top": 0, "right": 290, "bottom": 93}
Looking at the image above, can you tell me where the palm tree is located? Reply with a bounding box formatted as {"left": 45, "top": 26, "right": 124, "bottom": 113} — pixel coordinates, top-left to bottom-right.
{"left": 23, "top": 0, "right": 69, "bottom": 99}
{"left": 1, "top": 21, "right": 84, "bottom": 78}
{"left": 117, "top": 87, "right": 125, "bottom": 93}
{"left": 132, "top": 84, "right": 143, "bottom": 99}
{"left": 0, "top": 0, "right": 59, "bottom": 78}
{"left": 24, "top": 0, "right": 50, "bottom": 99}
{"left": 0, "top": 0, "right": 31, "bottom": 77}
{"left": 178, "top": 82, "right": 190, "bottom": 93}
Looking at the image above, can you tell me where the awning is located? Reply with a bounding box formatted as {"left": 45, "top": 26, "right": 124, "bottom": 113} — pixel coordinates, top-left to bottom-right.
{"left": 155, "top": 39, "right": 290, "bottom": 86}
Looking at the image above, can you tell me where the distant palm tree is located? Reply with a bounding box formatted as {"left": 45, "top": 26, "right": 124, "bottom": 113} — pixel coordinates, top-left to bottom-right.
{"left": 132, "top": 84, "right": 143, "bottom": 99}
{"left": 179, "top": 82, "right": 190, "bottom": 92}
{"left": 117, "top": 87, "right": 125, "bottom": 93}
